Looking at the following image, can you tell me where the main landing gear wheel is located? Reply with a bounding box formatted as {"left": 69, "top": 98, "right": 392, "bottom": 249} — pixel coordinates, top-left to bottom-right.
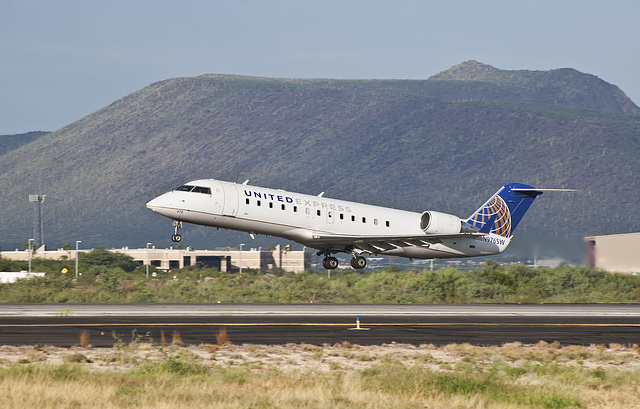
{"left": 350, "top": 255, "right": 367, "bottom": 269}
{"left": 171, "top": 220, "right": 183, "bottom": 242}
{"left": 322, "top": 256, "right": 339, "bottom": 270}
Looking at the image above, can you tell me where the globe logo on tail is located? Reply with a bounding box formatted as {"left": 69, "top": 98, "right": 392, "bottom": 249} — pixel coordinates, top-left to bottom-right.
{"left": 470, "top": 195, "right": 512, "bottom": 237}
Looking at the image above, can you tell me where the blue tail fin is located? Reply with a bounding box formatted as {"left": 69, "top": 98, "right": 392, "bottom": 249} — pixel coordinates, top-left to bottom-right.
{"left": 466, "top": 183, "right": 544, "bottom": 238}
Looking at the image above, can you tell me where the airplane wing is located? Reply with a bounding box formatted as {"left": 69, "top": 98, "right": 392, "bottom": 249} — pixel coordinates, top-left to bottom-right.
{"left": 310, "top": 232, "right": 487, "bottom": 254}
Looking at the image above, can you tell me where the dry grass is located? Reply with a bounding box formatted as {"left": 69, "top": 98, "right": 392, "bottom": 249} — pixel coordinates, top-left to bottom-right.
{"left": 1, "top": 342, "right": 640, "bottom": 408}
{"left": 80, "top": 330, "right": 90, "bottom": 348}
{"left": 171, "top": 329, "right": 182, "bottom": 346}
{"left": 215, "top": 326, "right": 229, "bottom": 346}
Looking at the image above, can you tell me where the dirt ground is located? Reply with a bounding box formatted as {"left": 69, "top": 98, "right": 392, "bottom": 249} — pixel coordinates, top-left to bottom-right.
{"left": 2, "top": 339, "right": 640, "bottom": 375}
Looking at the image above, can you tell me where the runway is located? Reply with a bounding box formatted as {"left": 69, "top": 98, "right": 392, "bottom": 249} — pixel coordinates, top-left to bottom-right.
{"left": 1, "top": 304, "right": 639, "bottom": 347}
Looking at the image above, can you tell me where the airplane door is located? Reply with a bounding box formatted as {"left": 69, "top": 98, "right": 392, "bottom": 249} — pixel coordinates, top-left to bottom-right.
{"left": 222, "top": 183, "right": 239, "bottom": 217}
{"left": 210, "top": 181, "right": 225, "bottom": 214}
{"left": 326, "top": 209, "right": 334, "bottom": 224}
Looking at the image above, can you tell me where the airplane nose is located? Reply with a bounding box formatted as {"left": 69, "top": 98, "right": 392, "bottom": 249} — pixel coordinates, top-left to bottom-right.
{"left": 146, "top": 192, "right": 177, "bottom": 219}
{"left": 146, "top": 197, "right": 160, "bottom": 210}
{"left": 146, "top": 194, "right": 168, "bottom": 211}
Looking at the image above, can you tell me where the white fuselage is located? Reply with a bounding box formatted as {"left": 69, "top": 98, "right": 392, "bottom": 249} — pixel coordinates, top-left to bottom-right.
{"left": 146, "top": 179, "right": 509, "bottom": 259}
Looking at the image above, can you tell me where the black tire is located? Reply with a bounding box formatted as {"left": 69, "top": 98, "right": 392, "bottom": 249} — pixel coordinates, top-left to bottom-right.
{"left": 323, "top": 256, "right": 338, "bottom": 270}
{"left": 351, "top": 256, "right": 367, "bottom": 269}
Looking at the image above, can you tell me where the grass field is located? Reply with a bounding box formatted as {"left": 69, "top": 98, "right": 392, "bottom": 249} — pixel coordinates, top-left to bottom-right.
{"left": 1, "top": 334, "right": 639, "bottom": 408}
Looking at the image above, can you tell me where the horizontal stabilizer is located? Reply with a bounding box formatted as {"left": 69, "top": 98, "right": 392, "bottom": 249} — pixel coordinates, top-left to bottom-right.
{"left": 512, "top": 188, "right": 577, "bottom": 194}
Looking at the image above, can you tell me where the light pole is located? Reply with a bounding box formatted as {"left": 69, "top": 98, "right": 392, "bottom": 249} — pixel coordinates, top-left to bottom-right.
{"left": 75, "top": 240, "right": 82, "bottom": 278}
{"left": 239, "top": 243, "right": 245, "bottom": 274}
{"left": 28, "top": 239, "right": 34, "bottom": 273}
{"left": 146, "top": 243, "right": 152, "bottom": 279}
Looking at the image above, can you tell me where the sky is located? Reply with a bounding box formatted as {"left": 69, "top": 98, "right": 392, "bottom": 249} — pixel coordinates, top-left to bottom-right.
{"left": 2, "top": 0, "right": 639, "bottom": 134}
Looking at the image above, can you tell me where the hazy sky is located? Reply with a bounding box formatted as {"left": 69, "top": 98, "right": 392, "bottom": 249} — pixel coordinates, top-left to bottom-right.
{"left": 2, "top": 0, "right": 638, "bottom": 134}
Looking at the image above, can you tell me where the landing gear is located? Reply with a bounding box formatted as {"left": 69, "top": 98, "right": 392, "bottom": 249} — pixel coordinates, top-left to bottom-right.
{"left": 350, "top": 255, "right": 367, "bottom": 269}
{"left": 171, "top": 220, "right": 183, "bottom": 242}
{"left": 320, "top": 255, "right": 366, "bottom": 270}
{"left": 318, "top": 249, "right": 339, "bottom": 270}
{"left": 322, "top": 256, "right": 339, "bottom": 270}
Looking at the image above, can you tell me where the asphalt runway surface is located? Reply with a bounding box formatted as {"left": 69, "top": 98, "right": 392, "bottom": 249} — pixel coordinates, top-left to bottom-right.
{"left": 1, "top": 304, "right": 639, "bottom": 347}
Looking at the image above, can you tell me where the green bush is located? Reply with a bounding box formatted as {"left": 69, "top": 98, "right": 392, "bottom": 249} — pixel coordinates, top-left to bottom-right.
{"left": 2, "top": 255, "right": 640, "bottom": 304}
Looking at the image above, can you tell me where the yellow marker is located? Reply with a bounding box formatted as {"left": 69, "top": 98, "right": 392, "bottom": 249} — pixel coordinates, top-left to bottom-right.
{"left": 349, "top": 316, "right": 370, "bottom": 330}
{"left": 61, "top": 268, "right": 68, "bottom": 274}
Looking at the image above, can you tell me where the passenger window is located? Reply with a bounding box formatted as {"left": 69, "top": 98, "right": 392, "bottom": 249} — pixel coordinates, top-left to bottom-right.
{"left": 281, "top": 204, "right": 285, "bottom": 210}
{"left": 306, "top": 208, "right": 310, "bottom": 214}
{"left": 293, "top": 206, "right": 298, "bottom": 212}
{"left": 340, "top": 213, "right": 344, "bottom": 220}
{"left": 351, "top": 215, "right": 355, "bottom": 222}
{"left": 269, "top": 202, "right": 273, "bottom": 208}
{"left": 317, "top": 210, "right": 321, "bottom": 216}
{"left": 362, "top": 217, "right": 366, "bottom": 223}
{"left": 386, "top": 221, "right": 390, "bottom": 227}
{"left": 257, "top": 200, "right": 261, "bottom": 206}
{"left": 374, "top": 219, "right": 378, "bottom": 225}
{"left": 246, "top": 198, "right": 250, "bottom": 205}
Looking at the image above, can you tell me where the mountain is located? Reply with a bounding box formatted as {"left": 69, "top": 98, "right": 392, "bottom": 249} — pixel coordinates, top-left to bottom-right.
{"left": 0, "top": 131, "right": 49, "bottom": 157}
{"left": 428, "top": 61, "right": 640, "bottom": 115}
{"left": 1, "top": 62, "right": 639, "bottom": 262}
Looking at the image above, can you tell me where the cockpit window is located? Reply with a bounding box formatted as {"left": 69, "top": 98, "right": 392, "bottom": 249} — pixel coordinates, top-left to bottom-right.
{"left": 175, "top": 185, "right": 211, "bottom": 194}
{"left": 192, "top": 186, "right": 211, "bottom": 194}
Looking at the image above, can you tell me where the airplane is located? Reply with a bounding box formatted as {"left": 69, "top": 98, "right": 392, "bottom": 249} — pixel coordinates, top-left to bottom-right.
{"left": 146, "top": 180, "right": 574, "bottom": 270}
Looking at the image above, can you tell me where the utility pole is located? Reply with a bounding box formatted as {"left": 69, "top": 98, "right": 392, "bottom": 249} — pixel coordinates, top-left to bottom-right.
{"left": 29, "top": 195, "right": 46, "bottom": 249}
{"left": 146, "top": 243, "right": 152, "bottom": 279}
{"left": 28, "top": 239, "right": 34, "bottom": 273}
{"left": 75, "top": 241, "right": 82, "bottom": 278}
{"left": 239, "top": 243, "right": 245, "bottom": 274}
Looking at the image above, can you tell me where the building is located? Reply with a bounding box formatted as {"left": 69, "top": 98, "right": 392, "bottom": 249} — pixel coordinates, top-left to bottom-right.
{"left": 0, "top": 272, "right": 46, "bottom": 283}
{"left": 585, "top": 232, "right": 640, "bottom": 274}
{"left": 0, "top": 244, "right": 312, "bottom": 273}
{"left": 116, "top": 244, "right": 311, "bottom": 272}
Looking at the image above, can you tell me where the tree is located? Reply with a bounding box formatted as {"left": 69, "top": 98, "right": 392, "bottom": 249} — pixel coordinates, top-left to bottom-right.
{"left": 80, "top": 247, "right": 138, "bottom": 273}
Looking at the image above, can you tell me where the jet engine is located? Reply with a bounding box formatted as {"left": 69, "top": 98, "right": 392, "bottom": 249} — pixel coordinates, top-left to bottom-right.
{"left": 420, "top": 211, "right": 462, "bottom": 235}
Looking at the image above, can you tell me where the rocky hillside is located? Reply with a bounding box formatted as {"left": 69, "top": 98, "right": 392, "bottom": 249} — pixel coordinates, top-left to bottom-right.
{"left": 1, "top": 62, "right": 638, "bottom": 262}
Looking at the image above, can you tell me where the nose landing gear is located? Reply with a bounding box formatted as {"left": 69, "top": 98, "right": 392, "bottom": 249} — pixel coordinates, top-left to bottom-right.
{"left": 171, "top": 220, "right": 182, "bottom": 242}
